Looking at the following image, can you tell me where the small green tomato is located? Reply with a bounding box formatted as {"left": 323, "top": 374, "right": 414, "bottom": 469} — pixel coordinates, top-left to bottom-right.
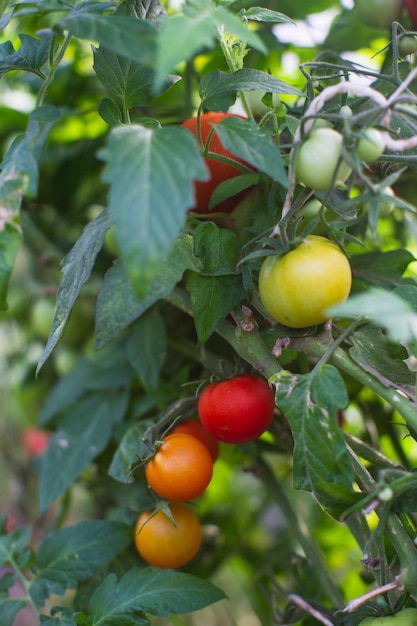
{"left": 295, "top": 128, "right": 351, "bottom": 191}
{"left": 356, "top": 128, "right": 385, "bottom": 162}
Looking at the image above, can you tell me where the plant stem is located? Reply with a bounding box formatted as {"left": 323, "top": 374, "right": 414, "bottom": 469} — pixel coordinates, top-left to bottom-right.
{"left": 37, "top": 32, "right": 73, "bottom": 108}
{"left": 257, "top": 457, "right": 345, "bottom": 608}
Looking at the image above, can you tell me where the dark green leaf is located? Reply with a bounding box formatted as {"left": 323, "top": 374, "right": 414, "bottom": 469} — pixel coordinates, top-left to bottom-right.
{"left": 199, "top": 68, "right": 303, "bottom": 111}
{"left": 126, "top": 311, "right": 167, "bottom": 389}
{"left": 40, "top": 607, "right": 77, "bottom": 625}
{"left": 36, "top": 209, "right": 113, "bottom": 374}
{"left": 0, "top": 33, "right": 53, "bottom": 77}
{"left": 108, "top": 419, "right": 155, "bottom": 483}
{"left": 0, "top": 223, "right": 22, "bottom": 311}
{"left": 38, "top": 389, "right": 130, "bottom": 512}
{"left": 273, "top": 366, "right": 356, "bottom": 519}
{"left": 0, "top": 598, "right": 27, "bottom": 626}
{"left": 30, "top": 521, "right": 132, "bottom": 606}
{"left": 0, "top": 525, "right": 31, "bottom": 567}
{"left": 98, "top": 98, "right": 122, "bottom": 125}
{"left": 350, "top": 249, "right": 415, "bottom": 289}
{"left": 62, "top": 13, "right": 157, "bottom": 67}
{"left": 89, "top": 568, "right": 226, "bottom": 624}
{"left": 98, "top": 124, "right": 207, "bottom": 298}
{"left": 213, "top": 116, "right": 288, "bottom": 187}
{"left": 1, "top": 134, "right": 39, "bottom": 198}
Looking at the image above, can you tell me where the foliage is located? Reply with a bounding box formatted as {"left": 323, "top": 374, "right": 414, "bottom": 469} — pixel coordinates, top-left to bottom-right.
{"left": 1, "top": 0, "right": 417, "bottom": 625}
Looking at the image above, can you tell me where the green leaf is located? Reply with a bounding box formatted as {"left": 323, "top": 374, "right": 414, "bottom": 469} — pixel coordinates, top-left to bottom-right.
{"left": 95, "top": 234, "right": 202, "bottom": 348}
{"left": 272, "top": 366, "right": 356, "bottom": 519}
{"left": 213, "top": 6, "right": 267, "bottom": 54}
{"left": 62, "top": 13, "right": 157, "bottom": 67}
{"left": 329, "top": 287, "right": 417, "bottom": 345}
{"left": 199, "top": 68, "right": 304, "bottom": 111}
{"left": 108, "top": 418, "right": 155, "bottom": 483}
{"left": 40, "top": 607, "right": 77, "bottom": 625}
{"left": 98, "top": 98, "right": 123, "bottom": 125}
{"left": 213, "top": 116, "right": 288, "bottom": 187}
{"left": 350, "top": 249, "right": 415, "bottom": 289}
{"left": 89, "top": 568, "right": 226, "bottom": 624}
{"left": 238, "top": 7, "right": 294, "bottom": 23}
{"left": 349, "top": 325, "right": 416, "bottom": 400}
{"left": 0, "top": 525, "right": 31, "bottom": 567}
{"left": 38, "top": 389, "right": 130, "bottom": 512}
{"left": 0, "top": 598, "right": 27, "bottom": 626}
{"left": 36, "top": 209, "right": 113, "bottom": 374}
{"left": 126, "top": 311, "right": 167, "bottom": 389}
{"left": 98, "top": 124, "right": 207, "bottom": 298}
{"left": 1, "top": 134, "right": 39, "bottom": 198}
{"left": 0, "top": 222, "right": 22, "bottom": 311}
{"left": 187, "top": 222, "right": 243, "bottom": 343}
{"left": 93, "top": 47, "right": 178, "bottom": 109}
{"left": 30, "top": 521, "right": 132, "bottom": 606}
{"left": 0, "top": 33, "right": 53, "bottom": 77}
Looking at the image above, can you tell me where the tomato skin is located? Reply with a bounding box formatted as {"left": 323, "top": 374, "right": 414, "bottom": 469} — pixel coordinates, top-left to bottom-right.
{"left": 170, "top": 418, "right": 220, "bottom": 462}
{"left": 134, "top": 503, "right": 202, "bottom": 569}
{"left": 198, "top": 374, "right": 275, "bottom": 444}
{"left": 356, "top": 128, "right": 385, "bottom": 162}
{"left": 406, "top": 0, "right": 417, "bottom": 27}
{"left": 258, "top": 235, "right": 352, "bottom": 329}
{"left": 21, "top": 427, "right": 50, "bottom": 458}
{"left": 182, "top": 112, "right": 251, "bottom": 214}
{"left": 145, "top": 433, "right": 213, "bottom": 501}
{"left": 295, "top": 128, "right": 351, "bottom": 191}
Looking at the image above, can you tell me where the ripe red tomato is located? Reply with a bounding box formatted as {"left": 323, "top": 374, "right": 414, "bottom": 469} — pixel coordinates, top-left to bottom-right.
{"left": 145, "top": 433, "right": 213, "bottom": 501}
{"left": 21, "top": 427, "right": 50, "bottom": 458}
{"left": 170, "top": 418, "right": 220, "bottom": 461}
{"left": 182, "top": 111, "right": 251, "bottom": 213}
{"left": 406, "top": 0, "right": 417, "bottom": 27}
{"left": 134, "top": 503, "right": 202, "bottom": 569}
{"left": 198, "top": 374, "right": 275, "bottom": 444}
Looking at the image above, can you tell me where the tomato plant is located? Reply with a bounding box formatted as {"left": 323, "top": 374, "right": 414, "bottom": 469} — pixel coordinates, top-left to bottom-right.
{"left": 182, "top": 112, "right": 252, "bottom": 213}
{"left": 356, "top": 128, "right": 385, "bottom": 162}
{"left": 170, "top": 418, "right": 220, "bottom": 462}
{"left": 359, "top": 608, "right": 417, "bottom": 626}
{"left": 258, "top": 235, "right": 352, "bottom": 328}
{"left": 145, "top": 433, "right": 213, "bottom": 502}
{"left": 134, "top": 503, "right": 202, "bottom": 569}
{"left": 198, "top": 374, "right": 275, "bottom": 444}
{"left": 295, "top": 127, "right": 351, "bottom": 190}
{"left": 354, "top": 0, "right": 403, "bottom": 29}
{"left": 398, "top": 34, "right": 417, "bottom": 56}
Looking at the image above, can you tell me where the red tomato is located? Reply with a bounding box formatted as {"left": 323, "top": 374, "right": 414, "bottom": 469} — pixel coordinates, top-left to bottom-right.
{"left": 406, "top": 0, "right": 417, "bottom": 27}
{"left": 182, "top": 111, "right": 252, "bottom": 214}
{"left": 145, "top": 433, "right": 213, "bottom": 501}
{"left": 21, "top": 427, "right": 50, "bottom": 458}
{"left": 170, "top": 418, "right": 220, "bottom": 461}
{"left": 198, "top": 374, "right": 275, "bottom": 444}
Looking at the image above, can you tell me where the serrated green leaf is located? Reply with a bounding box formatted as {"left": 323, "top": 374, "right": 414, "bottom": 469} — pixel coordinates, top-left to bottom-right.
{"left": 108, "top": 419, "right": 155, "bottom": 483}
{"left": 95, "top": 233, "right": 202, "bottom": 349}
{"left": 40, "top": 607, "right": 77, "bottom": 626}
{"left": 126, "top": 311, "right": 167, "bottom": 389}
{"left": 89, "top": 568, "right": 226, "bottom": 624}
{"left": 350, "top": 249, "right": 415, "bottom": 289}
{"left": 239, "top": 7, "right": 294, "bottom": 23}
{"left": 329, "top": 287, "right": 417, "bottom": 344}
{"left": 38, "top": 389, "right": 130, "bottom": 512}
{"left": 213, "top": 116, "right": 288, "bottom": 187}
{"left": 199, "top": 68, "right": 304, "bottom": 111}
{"left": 30, "top": 521, "right": 132, "bottom": 606}
{"left": 36, "top": 209, "right": 113, "bottom": 374}
{"left": 99, "top": 124, "right": 207, "bottom": 298}
{"left": 208, "top": 173, "right": 259, "bottom": 210}
{"left": 272, "top": 366, "right": 356, "bottom": 519}
{"left": 0, "top": 597, "right": 27, "bottom": 626}
{"left": 0, "top": 33, "right": 53, "bottom": 77}
{"left": 0, "top": 525, "right": 31, "bottom": 567}
{"left": 62, "top": 13, "right": 157, "bottom": 66}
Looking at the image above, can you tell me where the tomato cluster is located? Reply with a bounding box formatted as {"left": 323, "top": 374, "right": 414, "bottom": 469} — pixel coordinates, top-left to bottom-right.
{"left": 134, "top": 375, "right": 275, "bottom": 569}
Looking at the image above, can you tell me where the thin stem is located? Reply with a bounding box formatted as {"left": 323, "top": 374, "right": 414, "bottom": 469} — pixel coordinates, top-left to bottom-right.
{"left": 36, "top": 32, "right": 73, "bottom": 108}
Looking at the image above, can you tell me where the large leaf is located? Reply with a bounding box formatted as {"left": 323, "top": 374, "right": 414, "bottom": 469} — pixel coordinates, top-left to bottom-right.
{"left": 95, "top": 234, "right": 202, "bottom": 347}
{"left": 30, "top": 521, "right": 132, "bottom": 606}
{"left": 36, "top": 209, "right": 113, "bottom": 374}
{"left": 39, "top": 388, "right": 130, "bottom": 512}
{"left": 98, "top": 124, "right": 207, "bottom": 298}
{"left": 212, "top": 116, "right": 288, "bottom": 187}
{"left": 187, "top": 222, "right": 243, "bottom": 343}
{"left": 272, "top": 365, "right": 357, "bottom": 519}
{"left": 199, "top": 68, "right": 303, "bottom": 111}
{"left": 89, "top": 568, "right": 226, "bottom": 624}
{"left": 0, "top": 598, "right": 26, "bottom": 626}
{"left": 126, "top": 310, "right": 167, "bottom": 389}
{"left": 0, "top": 33, "right": 53, "bottom": 77}
{"left": 350, "top": 249, "right": 415, "bottom": 289}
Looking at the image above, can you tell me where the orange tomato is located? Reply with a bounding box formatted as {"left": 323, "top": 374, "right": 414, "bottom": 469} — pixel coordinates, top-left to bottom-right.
{"left": 182, "top": 111, "right": 252, "bottom": 214}
{"left": 134, "top": 503, "right": 202, "bottom": 568}
{"left": 145, "top": 433, "right": 213, "bottom": 501}
{"left": 170, "top": 418, "right": 220, "bottom": 461}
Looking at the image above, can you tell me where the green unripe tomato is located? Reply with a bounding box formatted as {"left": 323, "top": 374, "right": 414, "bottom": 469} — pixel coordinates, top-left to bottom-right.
{"left": 258, "top": 235, "right": 352, "bottom": 328}
{"left": 398, "top": 35, "right": 417, "bottom": 56}
{"left": 354, "top": 0, "right": 403, "bottom": 29}
{"left": 295, "top": 128, "right": 351, "bottom": 190}
{"left": 359, "top": 608, "right": 417, "bottom": 626}
{"left": 356, "top": 128, "right": 385, "bottom": 162}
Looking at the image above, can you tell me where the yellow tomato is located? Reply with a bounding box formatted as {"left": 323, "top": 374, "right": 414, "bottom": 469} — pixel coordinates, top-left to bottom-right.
{"left": 258, "top": 235, "right": 352, "bottom": 328}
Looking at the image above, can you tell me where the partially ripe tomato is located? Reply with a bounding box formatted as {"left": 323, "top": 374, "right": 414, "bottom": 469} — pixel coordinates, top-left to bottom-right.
{"left": 198, "top": 374, "right": 275, "bottom": 444}
{"left": 182, "top": 111, "right": 252, "bottom": 213}
{"left": 295, "top": 127, "right": 351, "bottom": 190}
{"left": 134, "top": 503, "right": 202, "bottom": 569}
{"left": 359, "top": 608, "right": 417, "bottom": 626}
{"left": 21, "top": 427, "right": 50, "bottom": 458}
{"left": 145, "top": 433, "right": 213, "bottom": 501}
{"left": 355, "top": 0, "right": 403, "bottom": 29}
{"left": 170, "top": 418, "right": 220, "bottom": 461}
{"left": 356, "top": 128, "right": 385, "bottom": 162}
{"left": 258, "top": 235, "right": 352, "bottom": 328}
